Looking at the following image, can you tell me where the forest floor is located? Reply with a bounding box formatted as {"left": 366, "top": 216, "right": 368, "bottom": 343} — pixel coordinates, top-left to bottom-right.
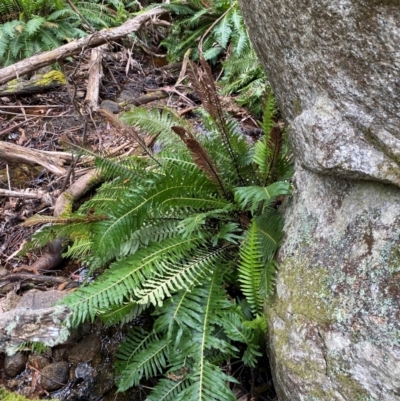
{"left": 0, "top": 43, "right": 275, "bottom": 400}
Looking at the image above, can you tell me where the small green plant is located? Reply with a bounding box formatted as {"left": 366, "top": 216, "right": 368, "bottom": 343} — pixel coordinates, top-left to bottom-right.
{"left": 27, "top": 59, "right": 292, "bottom": 399}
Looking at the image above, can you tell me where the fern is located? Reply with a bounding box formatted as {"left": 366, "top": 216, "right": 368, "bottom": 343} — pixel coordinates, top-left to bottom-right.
{"left": 0, "top": 0, "right": 126, "bottom": 66}
{"left": 27, "top": 58, "right": 292, "bottom": 399}
{"left": 161, "top": 0, "right": 250, "bottom": 63}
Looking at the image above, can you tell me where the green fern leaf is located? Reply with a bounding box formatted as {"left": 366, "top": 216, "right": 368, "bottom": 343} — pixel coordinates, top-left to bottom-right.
{"left": 25, "top": 17, "right": 45, "bottom": 35}
{"left": 116, "top": 329, "right": 170, "bottom": 391}
{"left": 180, "top": 361, "right": 237, "bottom": 401}
{"left": 134, "top": 245, "right": 229, "bottom": 307}
{"left": 238, "top": 221, "right": 263, "bottom": 315}
{"left": 234, "top": 181, "right": 291, "bottom": 213}
{"left": 213, "top": 13, "right": 232, "bottom": 49}
{"left": 254, "top": 211, "right": 284, "bottom": 262}
{"left": 61, "top": 236, "right": 202, "bottom": 325}
{"left": 98, "top": 302, "right": 147, "bottom": 326}
{"left": 147, "top": 378, "right": 191, "bottom": 401}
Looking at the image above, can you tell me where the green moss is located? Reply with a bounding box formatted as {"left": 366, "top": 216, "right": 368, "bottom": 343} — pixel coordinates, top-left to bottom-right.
{"left": 335, "top": 373, "right": 371, "bottom": 401}
{"left": 36, "top": 70, "right": 66, "bottom": 86}
{"left": 293, "top": 95, "right": 302, "bottom": 116}
{"left": 273, "top": 259, "right": 335, "bottom": 324}
{"left": 0, "top": 387, "right": 58, "bottom": 400}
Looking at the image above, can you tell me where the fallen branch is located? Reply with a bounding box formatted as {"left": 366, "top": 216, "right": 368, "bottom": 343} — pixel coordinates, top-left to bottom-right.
{"left": 0, "top": 188, "right": 55, "bottom": 205}
{"left": 0, "top": 7, "right": 167, "bottom": 84}
{"left": 0, "top": 273, "right": 71, "bottom": 286}
{"left": 124, "top": 90, "right": 168, "bottom": 107}
{"left": 0, "top": 142, "right": 73, "bottom": 176}
{"left": 22, "top": 169, "right": 101, "bottom": 274}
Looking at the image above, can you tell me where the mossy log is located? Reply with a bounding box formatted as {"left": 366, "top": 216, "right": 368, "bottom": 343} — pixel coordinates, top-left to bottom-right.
{"left": 0, "top": 71, "right": 66, "bottom": 96}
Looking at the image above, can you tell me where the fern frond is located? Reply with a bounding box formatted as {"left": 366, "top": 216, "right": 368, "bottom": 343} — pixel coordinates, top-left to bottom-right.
{"left": 116, "top": 329, "right": 170, "bottom": 390}
{"left": 238, "top": 221, "right": 263, "bottom": 315}
{"left": 147, "top": 378, "right": 191, "bottom": 401}
{"left": 172, "top": 125, "right": 227, "bottom": 195}
{"left": 120, "top": 107, "right": 183, "bottom": 144}
{"left": 213, "top": 12, "right": 232, "bottom": 49}
{"left": 180, "top": 361, "right": 237, "bottom": 401}
{"left": 234, "top": 181, "right": 291, "bottom": 213}
{"left": 260, "top": 259, "right": 278, "bottom": 300}
{"left": 221, "top": 312, "right": 262, "bottom": 367}
{"left": 134, "top": 245, "right": 230, "bottom": 307}
{"left": 98, "top": 302, "right": 147, "bottom": 326}
{"left": 254, "top": 211, "right": 284, "bottom": 262}
{"left": 25, "top": 17, "right": 45, "bottom": 35}
{"left": 61, "top": 236, "right": 202, "bottom": 325}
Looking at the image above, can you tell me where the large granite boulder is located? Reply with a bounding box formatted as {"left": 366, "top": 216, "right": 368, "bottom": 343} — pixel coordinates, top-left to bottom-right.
{"left": 238, "top": 0, "right": 400, "bottom": 400}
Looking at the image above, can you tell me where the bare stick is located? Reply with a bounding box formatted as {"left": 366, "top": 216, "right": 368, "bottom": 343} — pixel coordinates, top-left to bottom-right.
{"left": 0, "top": 188, "right": 55, "bottom": 205}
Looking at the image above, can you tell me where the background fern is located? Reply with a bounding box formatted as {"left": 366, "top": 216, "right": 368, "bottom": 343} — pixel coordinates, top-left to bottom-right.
{"left": 161, "top": 0, "right": 250, "bottom": 63}
{"left": 0, "top": 0, "right": 138, "bottom": 66}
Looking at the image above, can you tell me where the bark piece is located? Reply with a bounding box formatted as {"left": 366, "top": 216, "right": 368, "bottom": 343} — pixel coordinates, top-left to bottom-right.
{"left": 0, "top": 7, "right": 167, "bottom": 85}
{"left": 0, "top": 290, "right": 71, "bottom": 354}
{"left": 85, "top": 45, "right": 106, "bottom": 111}
{"left": 0, "top": 188, "right": 54, "bottom": 205}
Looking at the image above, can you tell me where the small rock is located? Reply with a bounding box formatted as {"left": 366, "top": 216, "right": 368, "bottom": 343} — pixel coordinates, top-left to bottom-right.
{"left": 52, "top": 347, "right": 67, "bottom": 361}
{"left": 0, "top": 291, "right": 21, "bottom": 313}
{"left": 100, "top": 100, "right": 119, "bottom": 114}
{"left": 116, "top": 88, "right": 140, "bottom": 103}
{"left": 68, "top": 333, "right": 102, "bottom": 364}
{"left": 92, "top": 370, "right": 114, "bottom": 397}
{"left": 4, "top": 353, "right": 27, "bottom": 377}
{"left": 28, "top": 354, "right": 50, "bottom": 370}
{"left": 16, "top": 289, "right": 65, "bottom": 310}
{"left": 41, "top": 361, "right": 69, "bottom": 391}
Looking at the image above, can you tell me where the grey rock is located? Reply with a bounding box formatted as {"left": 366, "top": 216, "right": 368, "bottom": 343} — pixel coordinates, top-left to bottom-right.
{"left": 100, "top": 99, "right": 119, "bottom": 113}
{"left": 4, "top": 353, "right": 27, "bottom": 377}
{"left": 0, "top": 290, "right": 71, "bottom": 354}
{"left": 92, "top": 370, "right": 114, "bottom": 397}
{"left": 268, "top": 167, "right": 400, "bottom": 400}
{"left": 67, "top": 333, "right": 102, "bottom": 364}
{"left": 41, "top": 361, "right": 69, "bottom": 391}
{"left": 0, "top": 292, "right": 21, "bottom": 313}
{"left": 238, "top": 0, "right": 400, "bottom": 400}
{"left": 28, "top": 354, "right": 51, "bottom": 370}
{"left": 240, "top": 0, "right": 400, "bottom": 186}
{"left": 117, "top": 88, "right": 141, "bottom": 103}
{"left": 16, "top": 289, "right": 65, "bottom": 309}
